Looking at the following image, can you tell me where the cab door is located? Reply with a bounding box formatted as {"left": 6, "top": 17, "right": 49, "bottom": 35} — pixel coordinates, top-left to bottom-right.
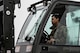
{"left": 32, "top": 1, "right": 80, "bottom": 53}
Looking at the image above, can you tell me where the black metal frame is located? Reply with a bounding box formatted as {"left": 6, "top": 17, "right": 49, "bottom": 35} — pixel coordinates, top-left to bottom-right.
{"left": 27, "top": 0, "right": 51, "bottom": 12}
{"left": 0, "top": 0, "right": 21, "bottom": 53}
{"left": 0, "top": 1, "right": 3, "bottom": 53}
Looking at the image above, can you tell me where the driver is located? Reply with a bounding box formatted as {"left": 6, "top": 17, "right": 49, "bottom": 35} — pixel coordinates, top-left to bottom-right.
{"left": 47, "top": 13, "right": 67, "bottom": 45}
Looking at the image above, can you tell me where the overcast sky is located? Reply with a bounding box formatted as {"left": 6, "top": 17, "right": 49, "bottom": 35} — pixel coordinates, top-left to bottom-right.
{"left": 14, "top": 0, "right": 41, "bottom": 45}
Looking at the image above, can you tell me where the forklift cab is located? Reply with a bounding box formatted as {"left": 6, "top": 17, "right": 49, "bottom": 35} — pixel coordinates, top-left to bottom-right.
{"left": 32, "top": 0, "right": 80, "bottom": 53}
{"left": 16, "top": 0, "right": 80, "bottom": 53}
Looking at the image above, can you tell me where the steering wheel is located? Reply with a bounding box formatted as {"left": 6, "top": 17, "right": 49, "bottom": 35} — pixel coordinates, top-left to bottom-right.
{"left": 40, "top": 30, "right": 49, "bottom": 43}
{"left": 43, "top": 30, "right": 49, "bottom": 36}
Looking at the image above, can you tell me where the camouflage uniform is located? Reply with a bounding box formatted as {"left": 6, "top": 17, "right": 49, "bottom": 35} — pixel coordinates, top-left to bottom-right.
{"left": 50, "top": 23, "right": 67, "bottom": 45}
{"left": 49, "top": 25, "right": 57, "bottom": 38}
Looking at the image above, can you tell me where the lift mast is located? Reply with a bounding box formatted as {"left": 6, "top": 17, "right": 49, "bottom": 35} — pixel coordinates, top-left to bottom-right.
{"left": 0, "top": 0, "right": 21, "bottom": 53}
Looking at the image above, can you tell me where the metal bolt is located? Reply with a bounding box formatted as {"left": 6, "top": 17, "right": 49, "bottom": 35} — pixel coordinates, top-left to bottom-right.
{"left": 6, "top": 10, "right": 11, "bottom": 15}
{"left": 12, "top": 47, "right": 14, "bottom": 49}
{"left": 12, "top": 36, "right": 14, "bottom": 38}
{"left": 12, "top": 28, "right": 14, "bottom": 30}
{"left": 43, "top": 47, "right": 45, "bottom": 49}
{"left": 6, "top": 37, "right": 8, "bottom": 39}
{"left": 6, "top": 7, "right": 9, "bottom": 9}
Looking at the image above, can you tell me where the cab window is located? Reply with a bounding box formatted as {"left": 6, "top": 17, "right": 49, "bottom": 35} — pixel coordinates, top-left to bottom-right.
{"left": 40, "top": 4, "right": 80, "bottom": 46}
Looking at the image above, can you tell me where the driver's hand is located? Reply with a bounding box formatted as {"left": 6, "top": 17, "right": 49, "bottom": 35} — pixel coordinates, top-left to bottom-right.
{"left": 47, "top": 38, "right": 55, "bottom": 44}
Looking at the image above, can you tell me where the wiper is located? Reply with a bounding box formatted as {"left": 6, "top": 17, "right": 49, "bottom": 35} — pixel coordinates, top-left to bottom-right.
{"left": 25, "top": 24, "right": 36, "bottom": 41}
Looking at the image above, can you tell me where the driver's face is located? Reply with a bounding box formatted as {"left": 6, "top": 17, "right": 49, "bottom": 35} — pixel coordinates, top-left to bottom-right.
{"left": 52, "top": 16, "right": 59, "bottom": 25}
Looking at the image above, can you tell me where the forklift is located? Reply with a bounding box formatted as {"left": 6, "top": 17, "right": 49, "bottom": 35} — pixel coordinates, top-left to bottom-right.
{"left": 1, "top": 0, "right": 80, "bottom": 53}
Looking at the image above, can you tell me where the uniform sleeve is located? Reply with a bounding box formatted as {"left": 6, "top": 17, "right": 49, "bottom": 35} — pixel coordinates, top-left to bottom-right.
{"left": 54, "top": 26, "right": 67, "bottom": 45}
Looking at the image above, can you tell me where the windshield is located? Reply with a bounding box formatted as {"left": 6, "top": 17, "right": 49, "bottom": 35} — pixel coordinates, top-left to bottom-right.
{"left": 17, "top": 5, "right": 48, "bottom": 44}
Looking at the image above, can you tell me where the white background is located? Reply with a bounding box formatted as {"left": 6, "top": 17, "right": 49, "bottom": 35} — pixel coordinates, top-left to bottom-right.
{"left": 14, "top": 0, "right": 41, "bottom": 45}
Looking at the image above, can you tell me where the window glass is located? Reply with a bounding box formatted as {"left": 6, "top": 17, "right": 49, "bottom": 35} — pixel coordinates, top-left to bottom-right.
{"left": 66, "top": 6, "right": 80, "bottom": 45}
{"left": 17, "top": 6, "right": 47, "bottom": 43}
{"left": 44, "top": 14, "right": 52, "bottom": 35}
{"left": 40, "top": 4, "right": 80, "bottom": 46}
